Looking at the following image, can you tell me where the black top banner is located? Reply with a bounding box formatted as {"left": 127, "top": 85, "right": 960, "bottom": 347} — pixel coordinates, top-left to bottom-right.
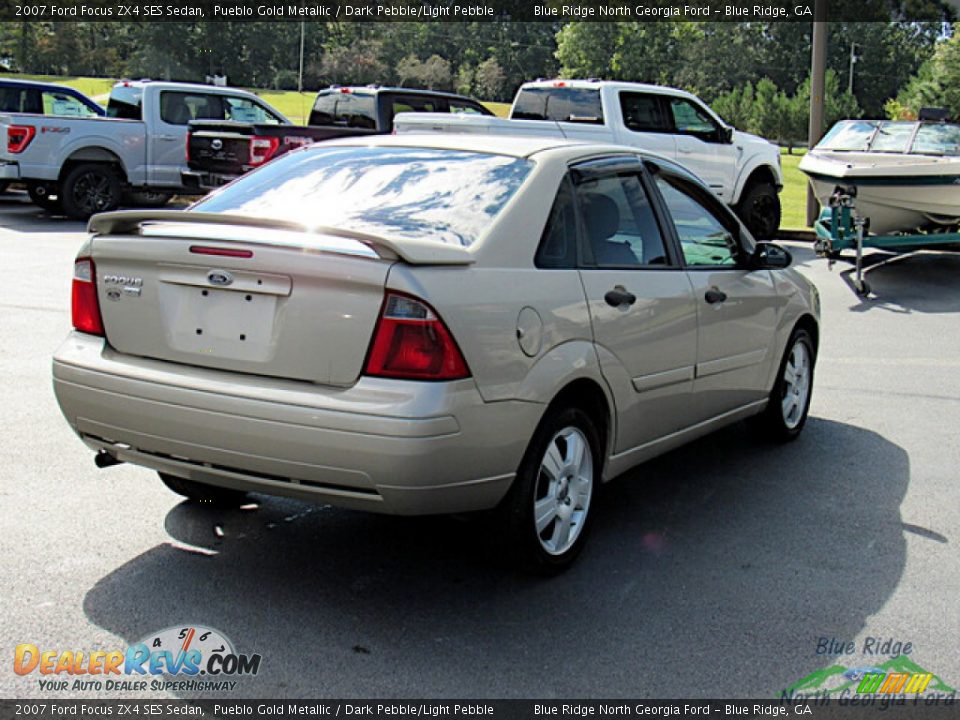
{"left": 0, "top": 0, "right": 953, "bottom": 23}
{"left": 2, "top": 700, "right": 960, "bottom": 719}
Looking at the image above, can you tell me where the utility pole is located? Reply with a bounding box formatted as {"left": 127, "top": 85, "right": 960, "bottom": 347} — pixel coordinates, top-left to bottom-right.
{"left": 848, "top": 42, "right": 859, "bottom": 95}
{"left": 298, "top": 21, "right": 305, "bottom": 94}
{"left": 806, "top": 0, "right": 828, "bottom": 226}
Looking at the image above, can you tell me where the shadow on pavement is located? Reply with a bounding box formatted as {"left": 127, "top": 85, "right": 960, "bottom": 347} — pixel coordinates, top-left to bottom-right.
{"left": 786, "top": 242, "right": 960, "bottom": 314}
{"left": 82, "top": 417, "right": 909, "bottom": 698}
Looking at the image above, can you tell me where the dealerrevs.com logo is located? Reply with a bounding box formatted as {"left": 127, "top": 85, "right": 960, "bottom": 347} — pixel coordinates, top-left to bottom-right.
{"left": 13, "top": 625, "right": 262, "bottom": 693}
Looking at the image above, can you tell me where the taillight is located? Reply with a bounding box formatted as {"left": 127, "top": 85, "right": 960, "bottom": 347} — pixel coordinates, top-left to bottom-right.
{"left": 71, "top": 258, "right": 104, "bottom": 337}
{"left": 364, "top": 293, "right": 470, "bottom": 381}
{"left": 248, "top": 136, "right": 280, "bottom": 167}
{"left": 7, "top": 125, "right": 36, "bottom": 154}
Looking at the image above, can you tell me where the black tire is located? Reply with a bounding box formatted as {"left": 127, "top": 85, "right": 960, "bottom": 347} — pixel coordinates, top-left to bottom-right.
{"left": 500, "top": 406, "right": 601, "bottom": 573}
{"left": 737, "top": 182, "right": 782, "bottom": 240}
{"left": 158, "top": 472, "right": 248, "bottom": 507}
{"left": 27, "top": 183, "right": 62, "bottom": 213}
{"left": 60, "top": 163, "right": 122, "bottom": 220}
{"left": 124, "top": 190, "right": 173, "bottom": 208}
{"left": 752, "top": 327, "right": 816, "bottom": 442}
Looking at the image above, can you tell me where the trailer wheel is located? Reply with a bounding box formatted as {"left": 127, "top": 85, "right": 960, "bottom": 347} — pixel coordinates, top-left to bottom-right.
{"left": 60, "top": 164, "right": 122, "bottom": 219}
{"left": 737, "top": 182, "right": 781, "bottom": 240}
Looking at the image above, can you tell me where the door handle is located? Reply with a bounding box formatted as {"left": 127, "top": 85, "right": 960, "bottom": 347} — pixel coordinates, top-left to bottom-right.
{"left": 704, "top": 288, "right": 727, "bottom": 304}
{"left": 156, "top": 135, "right": 178, "bottom": 141}
{"left": 604, "top": 286, "right": 637, "bottom": 307}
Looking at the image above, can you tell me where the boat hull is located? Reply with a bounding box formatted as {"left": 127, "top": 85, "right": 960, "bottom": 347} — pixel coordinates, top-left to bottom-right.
{"left": 800, "top": 151, "right": 960, "bottom": 234}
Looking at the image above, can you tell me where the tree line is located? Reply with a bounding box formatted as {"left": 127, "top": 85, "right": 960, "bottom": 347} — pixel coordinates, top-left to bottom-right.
{"left": 1, "top": 16, "right": 958, "bottom": 137}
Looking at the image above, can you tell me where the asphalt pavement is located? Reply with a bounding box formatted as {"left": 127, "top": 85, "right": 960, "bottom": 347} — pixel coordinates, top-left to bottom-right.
{"left": 1, "top": 190, "right": 958, "bottom": 699}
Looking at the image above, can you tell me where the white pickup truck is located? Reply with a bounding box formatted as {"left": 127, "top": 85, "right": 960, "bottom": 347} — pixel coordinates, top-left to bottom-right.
{"left": 0, "top": 80, "right": 288, "bottom": 219}
{"left": 395, "top": 79, "right": 784, "bottom": 238}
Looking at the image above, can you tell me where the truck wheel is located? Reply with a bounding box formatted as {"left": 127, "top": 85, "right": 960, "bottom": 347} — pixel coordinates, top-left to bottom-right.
{"left": 60, "top": 164, "right": 122, "bottom": 219}
{"left": 737, "top": 182, "right": 781, "bottom": 240}
{"left": 124, "top": 190, "right": 173, "bottom": 208}
{"left": 500, "top": 406, "right": 600, "bottom": 573}
{"left": 158, "top": 472, "right": 248, "bottom": 507}
{"left": 27, "top": 183, "right": 62, "bottom": 213}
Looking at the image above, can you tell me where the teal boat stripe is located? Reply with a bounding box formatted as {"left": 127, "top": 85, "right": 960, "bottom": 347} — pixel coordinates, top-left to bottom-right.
{"left": 806, "top": 171, "right": 960, "bottom": 187}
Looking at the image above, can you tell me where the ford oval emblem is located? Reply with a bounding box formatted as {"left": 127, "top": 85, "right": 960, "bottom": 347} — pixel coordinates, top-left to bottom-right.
{"left": 211, "top": 139, "right": 223, "bottom": 151}
{"left": 207, "top": 270, "right": 234, "bottom": 287}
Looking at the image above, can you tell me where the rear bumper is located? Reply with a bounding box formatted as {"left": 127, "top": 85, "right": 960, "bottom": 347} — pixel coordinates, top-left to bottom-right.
{"left": 181, "top": 169, "right": 236, "bottom": 193}
{"left": 53, "top": 332, "right": 541, "bottom": 515}
{"left": 0, "top": 161, "right": 20, "bottom": 180}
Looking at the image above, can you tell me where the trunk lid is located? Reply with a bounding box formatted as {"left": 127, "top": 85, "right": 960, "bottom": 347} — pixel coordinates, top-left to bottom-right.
{"left": 89, "top": 215, "right": 401, "bottom": 386}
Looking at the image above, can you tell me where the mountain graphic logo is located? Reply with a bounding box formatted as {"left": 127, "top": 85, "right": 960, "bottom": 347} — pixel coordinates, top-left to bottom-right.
{"left": 784, "top": 656, "right": 955, "bottom": 697}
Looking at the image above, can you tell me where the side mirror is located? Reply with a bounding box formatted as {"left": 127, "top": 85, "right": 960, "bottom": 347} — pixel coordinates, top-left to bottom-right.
{"left": 719, "top": 125, "right": 735, "bottom": 144}
{"left": 750, "top": 242, "right": 792, "bottom": 270}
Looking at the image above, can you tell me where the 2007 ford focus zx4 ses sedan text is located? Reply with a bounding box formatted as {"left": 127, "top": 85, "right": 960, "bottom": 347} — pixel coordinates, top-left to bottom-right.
{"left": 53, "top": 134, "right": 819, "bottom": 571}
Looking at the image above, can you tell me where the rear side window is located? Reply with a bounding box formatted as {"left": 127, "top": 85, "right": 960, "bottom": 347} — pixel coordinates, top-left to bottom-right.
{"left": 160, "top": 92, "right": 224, "bottom": 125}
{"left": 536, "top": 177, "right": 578, "bottom": 269}
{"left": 620, "top": 92, "right": 670, "bottom": 133}
{"left": 41, "top": 91, "right": 99, "bottom": 117}
{"left": 576, "top": 173, "right": 668, "bottom": 268}
{"left": 309, "top": 91, "right": 377, "bottom": 129}
{"left": 107, "top": 85, "right": 143, "bottom": 120}
{"left": 0, "top": 87, "right": 32, "bottom": 113}
{"left": 512, "top": 87, "right": 603, "bottom": 124}
{"left": 193, "top": 146, "right": 534, "bottom": 247}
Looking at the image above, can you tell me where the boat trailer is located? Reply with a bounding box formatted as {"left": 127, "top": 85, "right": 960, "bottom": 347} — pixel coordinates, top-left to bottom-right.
{"left": 813, "top": 186, "right": 960, "bottom": 296}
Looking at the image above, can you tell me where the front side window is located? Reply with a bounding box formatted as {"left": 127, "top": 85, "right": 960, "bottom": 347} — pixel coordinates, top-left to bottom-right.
{"left": 193, "top": 146, "right": 533, "bottom": 248}
{"left": 449, "top": 100, "right": 488, "bottom": 115}
{"left": 224, "top": 97, "right": 282, "bottom": 124}
{"left": 388, "top": 96, "right": 441, "bottom": 123}
{"left": 669, "top": 98, "right": 718, "bottom": 138}
{"left": 655, "top": 175, "right": 739, "bottom": 267}
{"left": 42, "top": 91, "right": 99, "bottom": 117}
{"left": 576, "top": 173, "right": 668, "bottom": 268}
{"left": 620, "top": 92, "right": 670, "bottom": 133}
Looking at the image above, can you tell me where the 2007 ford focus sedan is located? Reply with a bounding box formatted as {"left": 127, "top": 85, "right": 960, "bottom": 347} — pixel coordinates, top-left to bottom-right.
{"left": 53, "top": 134, "right": 819, "bottom": 571}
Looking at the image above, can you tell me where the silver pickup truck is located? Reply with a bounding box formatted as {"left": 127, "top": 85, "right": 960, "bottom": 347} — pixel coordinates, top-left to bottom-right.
{"left": 0, "top": 80, "right": 288, "bottom": 219}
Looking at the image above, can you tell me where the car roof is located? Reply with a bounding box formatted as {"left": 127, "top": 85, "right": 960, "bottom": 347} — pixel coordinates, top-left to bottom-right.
{"left": 0, "top": 78, "right": 84, "bottom": 92}
{"left": 317, "top": 131, "right": 673, "bottom": 162}
{"left": 318, "top": 86, "right": 485, "bottom": 102}
{"left": 520, "top": 79, "right": 696, "bottom": 102}
{"left": 116, "top": 80, "right": 256, "bottom": 95}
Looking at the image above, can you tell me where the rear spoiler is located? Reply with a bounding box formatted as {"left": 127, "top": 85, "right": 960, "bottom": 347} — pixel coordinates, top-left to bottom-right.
{"left": 88, "top": 210, "right": 474, "bottom": 266}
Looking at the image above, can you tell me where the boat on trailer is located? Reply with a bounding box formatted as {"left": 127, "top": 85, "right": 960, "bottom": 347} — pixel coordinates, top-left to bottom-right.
{"left": 800, "top": 112, "right": 960, "bottom": 296}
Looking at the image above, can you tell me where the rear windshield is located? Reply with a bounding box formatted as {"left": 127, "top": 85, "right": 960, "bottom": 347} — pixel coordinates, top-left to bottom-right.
{"left": 107, "top": 85, "right": 143, "bottom": 120}
{"left": 309, "top": 91, "right": 377, "bottom": 129}
{"left": 512, "top": 87, "right": 603, "bottom": 124}
{"left": 192, "top": 146, "right": 534, "bottom": 247}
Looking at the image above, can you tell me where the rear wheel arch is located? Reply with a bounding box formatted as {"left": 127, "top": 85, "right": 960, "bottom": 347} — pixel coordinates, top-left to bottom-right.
{"left": 541, "top": 377, "right": 613, "bottom": 471}
{"left": 59, "top": 147, "right": 128, "bottom": 185}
